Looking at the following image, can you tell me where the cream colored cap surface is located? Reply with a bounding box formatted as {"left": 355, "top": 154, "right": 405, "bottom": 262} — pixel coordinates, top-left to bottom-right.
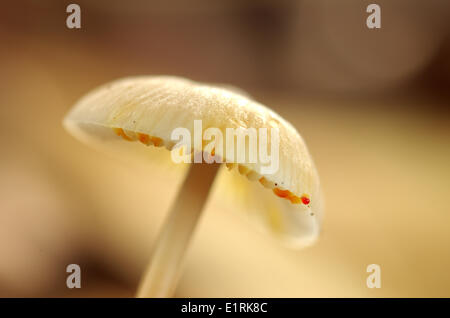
{"left": 63, "top": 76, "right": 323, "bottom": 247}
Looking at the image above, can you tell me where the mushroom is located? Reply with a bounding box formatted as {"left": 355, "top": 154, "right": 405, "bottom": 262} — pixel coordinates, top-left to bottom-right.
{"left": 63, "top": 76, "right": 323, "bottom": 297}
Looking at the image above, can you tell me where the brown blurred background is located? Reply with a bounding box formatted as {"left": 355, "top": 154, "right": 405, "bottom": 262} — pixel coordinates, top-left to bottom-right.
{"left": 0, "top": 0, "right": 450, "bottom": 297}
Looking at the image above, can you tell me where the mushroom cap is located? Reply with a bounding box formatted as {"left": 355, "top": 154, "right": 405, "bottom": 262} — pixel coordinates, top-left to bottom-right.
{"left": 63, "top": 76, "right": 323, "bottom": 247}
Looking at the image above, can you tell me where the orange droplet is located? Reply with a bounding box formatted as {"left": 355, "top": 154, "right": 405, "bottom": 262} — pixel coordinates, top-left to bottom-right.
{"left": 301, "top": 195, "right": 310, "bottom": 205}
{"left": 113, "top": 128, "right": 133, "bottom": 141}
{"left": 150, "top": 136, "right": 163, "bottom": 147}
{"left": 273, "top": 188, "right": 290, "bottom": 198}
{"left": 137, "top": 133, "right": 150, "bottom": 144}
{"left": 290, "top": 196, "right": 302, "bottom": 204}
{"left": 273, "top": 188, "right": 309, "bottom": 205}
{"left": 259, "top": 177, "right": 268, "bottom": 186}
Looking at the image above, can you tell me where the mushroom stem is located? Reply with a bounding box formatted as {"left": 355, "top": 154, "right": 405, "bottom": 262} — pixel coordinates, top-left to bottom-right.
{"left": 136, "top": 163, "right": 220, "bottom": 297}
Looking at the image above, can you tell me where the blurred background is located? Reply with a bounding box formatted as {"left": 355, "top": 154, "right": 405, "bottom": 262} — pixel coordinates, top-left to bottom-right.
{"left": 1, "top": 0, "right": 450, "bottom": 297}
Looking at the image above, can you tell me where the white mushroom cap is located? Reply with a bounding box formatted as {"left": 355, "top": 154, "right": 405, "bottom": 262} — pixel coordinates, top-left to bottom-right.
{"left": 63, "top": 76, "right": 323, "bottom": 247}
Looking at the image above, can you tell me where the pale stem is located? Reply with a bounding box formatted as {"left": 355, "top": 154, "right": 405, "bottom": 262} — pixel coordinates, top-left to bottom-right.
{"left": 136, "top": 163, "right": 220, "bottom": 297}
